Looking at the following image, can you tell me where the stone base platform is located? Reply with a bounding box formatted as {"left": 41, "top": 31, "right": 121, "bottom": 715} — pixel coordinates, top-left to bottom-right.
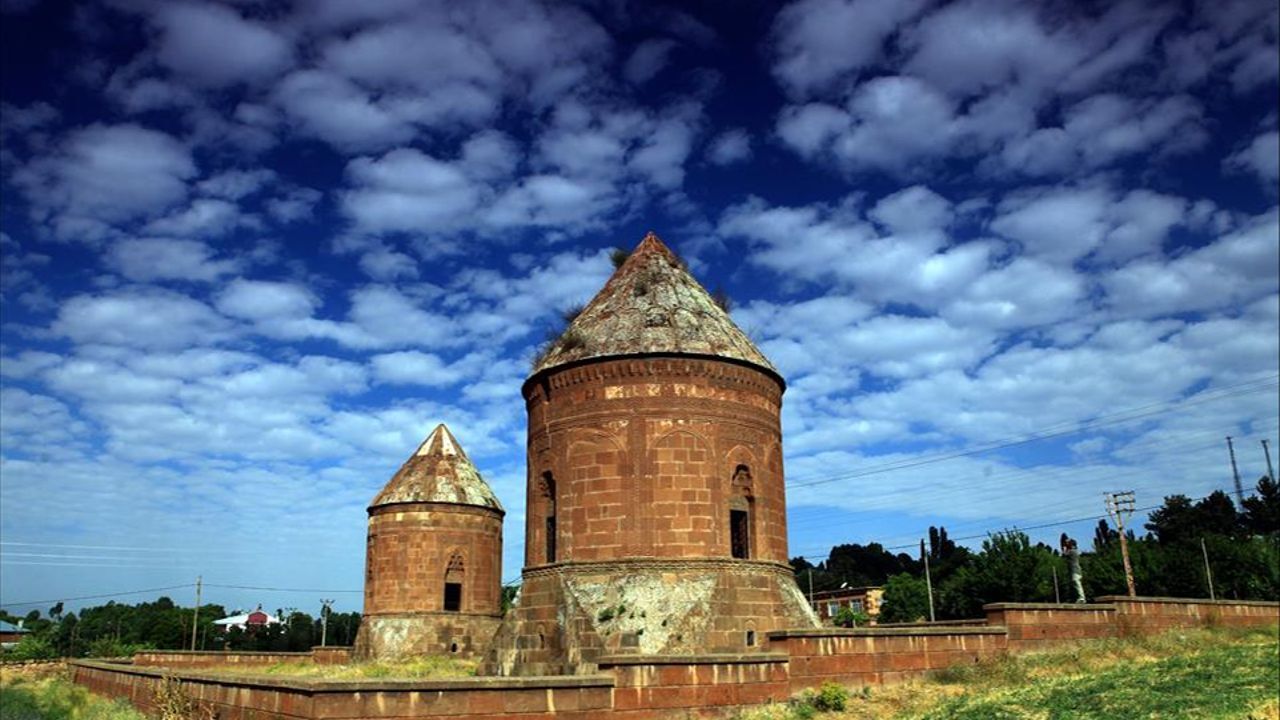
{"left": 355, "top": 612, "right": 500, "bottom": 661}
{"left": 481, "top": 558, "right": 819, "bottom": 676}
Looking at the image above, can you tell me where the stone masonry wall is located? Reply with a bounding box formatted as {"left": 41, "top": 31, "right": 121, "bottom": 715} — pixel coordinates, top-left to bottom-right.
{"left": 522, "top": 357, "right": 791, "bottom": 566}
{"left": 769, "top": 627, "right": 1009, "bottom": 693}
{"left": 356, "top": 502, "right": 502, "bottom": 660}
{"left": 1098, "top": 595, "right": 1280, "bottom": 633}
{"left": 982, "top": 603, "right": 1119, "bottom": 652}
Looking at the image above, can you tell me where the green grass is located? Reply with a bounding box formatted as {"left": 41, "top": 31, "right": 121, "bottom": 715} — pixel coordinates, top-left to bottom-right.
{"left": 0, "top": 668, "right": 146, "bottom": 720}
{"left": 923, "top": 632, "right": 1278, "bottom": 719}
{"left": 739, "top": 626, "right": 1279, "bottom": 720}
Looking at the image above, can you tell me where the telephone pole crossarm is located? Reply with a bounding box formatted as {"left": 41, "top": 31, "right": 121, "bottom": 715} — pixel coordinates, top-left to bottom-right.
{"left": 1105, "top": 491, "right": 1138, "bottom": 598}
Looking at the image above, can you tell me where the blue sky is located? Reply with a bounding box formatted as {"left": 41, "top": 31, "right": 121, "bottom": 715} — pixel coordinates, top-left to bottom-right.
{"left": 1, "top": 0, "right": 1277, "bottom": 616}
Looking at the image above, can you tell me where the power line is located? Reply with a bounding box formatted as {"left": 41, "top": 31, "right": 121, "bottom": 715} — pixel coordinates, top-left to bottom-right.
{"left": 785, "top": 428, "right": 1256, "bottom": 538}
{"left": 786, "top": 429, "right": 1246, "bottom": 529}
{"left": 0, "top": 584, "right": 195, "bottom": 609}
{"left": 785, "top": 375, "right": 1278, "bottom": 490}
{"left": 202, "top": 583, "right": 361, "bottom": 593}
{"left": 792, "top": 487, "right": 1232, "bottom": 563}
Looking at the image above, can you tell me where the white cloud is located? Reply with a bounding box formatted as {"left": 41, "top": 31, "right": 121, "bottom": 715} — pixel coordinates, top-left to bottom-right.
{"left": 1103, "top": 208, "right": 1280, "bottom": 318}
{"left": 777, "top": 76, "right": 958, "bottom": 175}
{"left": 53, "top": 289, "right": 233, "bottom": 350}
{"left": 216, "top": 279, "right": 319, "bottom": 322}
{"left": 370, "top": 351, "right": 467, "bottom": 386}
{"left": 991, "top": 185, "right": 1188, "bottom": 265}
{"left": 153, "top": 2, "right": 294, "bottom": 87}
{"left": 624, "top": 38, "right": 678, "bottom": 85}
{"left": 14, "top": 124, "right": 196, "bottom": 237}
{"left": 1225, "top": 131, "right": 1280, "bottom": 187}
{"left": 106, "top": 237, "right": 240, "bottom": 283}
{"left": 142, "top": 199, "right": 246, "bottom": 237}
{"left": 771, "top": 0, "right": 928, "bottom": 96}
{"left": 267, "top": 187, "right": 322, "bottom": 224}
{"left": 869, "top": 185, "right": 952, "bottom": 233}
{"left": 706, "top": 129, "right": 753, "bottom": 166}
{"left": 341, "top": 148, "right": 482, "bottom": 233}
{"left": 197, "top": 169, "right": 277, "bottom": 200}
{"left": 274, "top": 70, "right": 417, "bottom": 152}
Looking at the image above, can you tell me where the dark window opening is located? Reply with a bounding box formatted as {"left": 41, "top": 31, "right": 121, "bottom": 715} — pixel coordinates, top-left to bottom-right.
{"left": 444, "top": 582, "right": 462, "bottom": 612}
{"left": 730, "top": 509, "right": 750, "bottom": 559}
{"left": 542, "top": 471, "right": 558, "bottom": 563}
{"left": 449, "top": 642, "right": 459, "bottom": 653}
{"left": 746, "top": 630, "right": 756, "bottom": 647}
{"left": 545, "top": 516, "right": 557, "bottom": 563}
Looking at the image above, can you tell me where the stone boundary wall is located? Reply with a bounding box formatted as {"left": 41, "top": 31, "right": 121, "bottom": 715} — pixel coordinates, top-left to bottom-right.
{"left": 72, "top": 597, "right": 1278, "bottom": 720}
{"left": 600, "top": 653, "right": 791, "bottom": 716}
{"left": 768, "top": 626, "right": 1008, "bottom": 693}
{"left": 1098, "top": 595, "right": 1280, "bottom": 633}
{"left": 72, "top": 660, "right": 615, "bottom": 720}
{"left": 982, "top": 603, "right": 1118, "bottom": 651}
{"left": 132, "top": 646, "right": 353, "bottom": 668}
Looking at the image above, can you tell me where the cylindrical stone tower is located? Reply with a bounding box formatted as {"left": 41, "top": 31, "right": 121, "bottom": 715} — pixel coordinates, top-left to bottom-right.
{"left": 484, "top": 232, "right": 817, "bottom": 676}
{"left": 354, "top": 424, "right": 504, "bottom": 660}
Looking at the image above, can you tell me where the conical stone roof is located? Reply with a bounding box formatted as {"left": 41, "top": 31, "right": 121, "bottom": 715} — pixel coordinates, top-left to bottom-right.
{"left": 531, "top": 232, "right": 777, "bottom": 378}
{"left": 370, "top": 424, "right": 503, "bottom": 512}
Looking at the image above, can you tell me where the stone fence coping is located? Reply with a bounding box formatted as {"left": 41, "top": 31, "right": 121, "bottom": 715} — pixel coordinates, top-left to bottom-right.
{"left": 310, "top": 646, "right": 353, "bottom": 651}
{"left": 875, "top": 619, "right": 988, "bottom": 628}
{"left": 72, "top": 660, "right": 614, "bottom": 693}
{"left": 766, "top": 626, "right": 1007, "bottom": 639}
{"left": 596, "top": 653, "right": 789, "bottom": 666}
{"left": 983, "top": 603, "right": 1118, "bottom": 611}
{"left": 134, "top": 650, "right": 313, "bottom": 657}
{"left": 1093, "top": 596, "right": 1280, "bottom": 607}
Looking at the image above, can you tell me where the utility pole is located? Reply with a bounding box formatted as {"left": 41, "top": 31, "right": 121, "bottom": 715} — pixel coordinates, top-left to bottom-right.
{"left": 1105, "top": 491, "right": 1137, "bottom": 597}
{"left": 1226, "top": 436, "right": 1243, "bottom": 501}
{"left": 1262, "top": 439, "right": 1275, "bottom": 482}
{"left": 920, "top": 539, "right": 935, "bottom": 622}
{"left": 1200, "top": 537, "right": 1215, "bottom": 601}
{"left": 807, "top": 568, "right": 814, "bottom": 609}
{"left": 1052, "top": 566, "right": 1061, "bottom": 603}
{"left": 319, "top": 599, "right": 335, "bottom": 646}
{"left": 190, "top": 576, "right": 202, "bottom": 651}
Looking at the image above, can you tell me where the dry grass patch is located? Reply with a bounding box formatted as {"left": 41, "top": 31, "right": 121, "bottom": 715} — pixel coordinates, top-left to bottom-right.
{"left": 198, "top": 654, "right": 478, "bottom": 680}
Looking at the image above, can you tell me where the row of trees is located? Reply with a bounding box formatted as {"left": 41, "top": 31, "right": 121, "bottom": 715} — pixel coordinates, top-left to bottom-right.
{"left": 0, "top": 597, "right": 361, "bottom": 659}
{"left": 794, "top": 477, "right": 1279, "bottom": 623}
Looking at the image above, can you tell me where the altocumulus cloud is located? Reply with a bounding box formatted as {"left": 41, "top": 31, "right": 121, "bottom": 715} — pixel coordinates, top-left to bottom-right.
{"left": 0, "top": 0, "right": 1275, "bottom": 613}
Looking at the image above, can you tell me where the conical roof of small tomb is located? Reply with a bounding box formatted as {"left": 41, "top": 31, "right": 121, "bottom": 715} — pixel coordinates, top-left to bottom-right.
{"left": 369, "top": 424, "right": 503, "bottom": 512}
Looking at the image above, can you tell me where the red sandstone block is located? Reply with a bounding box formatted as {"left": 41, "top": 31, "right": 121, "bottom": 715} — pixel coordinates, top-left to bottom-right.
{"left": 467, "top": 692, "right": 505, "bottom": 714}
{"left": 613, "top": 687, "right": 644, "bottom": 711}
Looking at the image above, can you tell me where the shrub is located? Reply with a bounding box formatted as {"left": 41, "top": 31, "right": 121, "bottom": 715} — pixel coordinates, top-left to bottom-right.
{"left": 6, "top": 635, "right": 57, "bottom": 661}
{"left": 812, "top": 682, "right": 849, "bottom": 712}
{"left": 86, "top": 637, "right": 152, "bottom": 658}
{"left": 831, "top": 607, "right": 869, "bottom": 628}
{"left": 154, "top": 675, "right": 213, "bottom": 720}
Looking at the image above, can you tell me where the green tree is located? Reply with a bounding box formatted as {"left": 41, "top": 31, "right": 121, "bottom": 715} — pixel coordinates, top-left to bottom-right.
{"left": 878, "top": 573, "right": 931, "bottom": 623}
{"left": 936, "top": 532, "right": 1057, "bottom": 618}
{"left": 1242, "top": 475, "right": 1280, "bottom": 535}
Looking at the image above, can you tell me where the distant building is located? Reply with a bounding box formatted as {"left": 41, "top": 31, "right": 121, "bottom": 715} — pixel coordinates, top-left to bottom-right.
{"left": 212, "top": 605, "right": 282, "bottom": 631}
{"left": 0, "top": 619, "right": 30, "bottom": 649}
{"left": 811, "top": 586, "right": 884, "bottom": 625}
